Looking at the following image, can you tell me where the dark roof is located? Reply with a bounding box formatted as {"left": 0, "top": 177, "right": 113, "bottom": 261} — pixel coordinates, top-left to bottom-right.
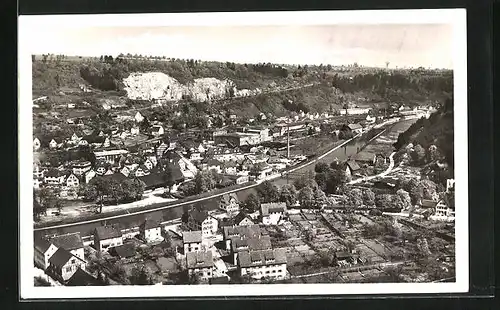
{"left": 238, "top": 248, "right": 287, "bottom": 268}
{"left": 186, "top": 251, "right": 214, "bottom": 269}
{"left": 141, "top": 219, "right": 160, "bottom": 230}
{"left": 34, "top": 237, "right": 53, "bottom": 253}
{"left": 209, "top": 276, "right": 230, "bottom": 284}
{"left": 420, "top": 199, "right": 438, "bottom": 208}
{"left": 223, "top": 225, "right": 263, "bottom": 240}
{"left": 346, "top": 160, "right": 361, "bottom": 171}
{"left": 234, "top": 212, "right": 253, "bottom": 225}
{"left": 189, "top": 208, "right": 209, "bottom": 224}
{"left": 95, "top": 225, "right": 122, "bottom": 240}
{"left": 182, "top": 231, "right": 203, "bottom": 244}
{"left": 352, "top": 152, "right": 375, "bottom": 163}
{"left": 110, "top": 243, "right": 136, "bottom": 258}
{"left": 45, "top": 169, "right": 64, "bottom": 177}
{"left": 138, "top": 173, "right": 166, "bottom": 189}
{"left": 66, "top": 268, "right": 100, "bottom": 286}
{"left": 232, "top": 235, "right": 272, "bottom": 253}
{"left": 220, "top": 193, "right": 239, "bottom": 206}
{"left": 50, "top": 232, "right": 84, "bottom": 251}
{"left": 100, "top": 173, "right": 128, "bottom": 182}
{"left": 260, "top": 202, "right": 287, "bottom": 216}
{"left": 48, "top": 248, "right": 77, "bottom": 268}
{"left": 83, "top": 135, "right": 106, "bottom": 144}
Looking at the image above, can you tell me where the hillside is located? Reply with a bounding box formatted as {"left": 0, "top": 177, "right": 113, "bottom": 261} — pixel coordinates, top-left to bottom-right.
{"left": 393, "top": 96, "right": 454, "bottom": 184}
{"left": 32, "top": 56, "right": 453, "bottom": 119}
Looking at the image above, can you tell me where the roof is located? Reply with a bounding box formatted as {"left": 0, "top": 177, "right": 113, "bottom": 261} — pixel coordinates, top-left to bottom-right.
{"left": 93, "top": 149, "right": 129, "bottom": 157}
{"left": 34, "top": 237, "right": 53, "bottom": 253}
{"left": 233, "top": 212, "right": 253, "bottom": 225}
{"left": 95, "top": 225, "right": 123, "bottom": 240}
{"left": 48, "top": 248, "right": 82, "bottom": 268}
{"left": 347, "top": 123, "right": 363, "bottom": 130}
{"left": 100, "top": 173, "right": 128, "bottom": 183}
{"left": 220, "top": 193, "right": 239, "bottom": 206}
{"left": 421, "top": 199, "right": 438, "bottom": 208}
{"left": 45, "top": 169, "right": 63, "bottom": 177}
{"left": 189, "top": 208, "right": 210, "bottom": 224}
{"left": 222, "top": 160, "right": 238, "bottom": 168}
{"left": 209, "top": 276, "right": 230, "bottom": 284}
{"left": 231, "top": 235, "right": 272, "bottom": 253}
{"left": 50, "top": 232, "right": 83, "bottom": 251}
{"left": 66, "top": 268, "right": 100, "bottom": 286}
{"left": 141, "top": 219, "right": 160, "bottom": 230}
{"left": 110, "top": 243, "right": 136, "bottom": 258}
{"left": 346, "top": 160, "right": 361, "bottom": 171}
{"left": 182, "top": 231, "right": 203, "bottom": 244}
{"left": 238, "top": 248, "right": 287, "bottom": 268}
{"left": 352, "top": 152, "right": 376, "bottom": 163}
{"left": 260, "top": 202, "right": 287, "bottom": 216}
{"left": 186, "top": 251, "right": 214, "bottom": 269}
{"left": 223, "top": 225, "right": 263, "bottom": 240}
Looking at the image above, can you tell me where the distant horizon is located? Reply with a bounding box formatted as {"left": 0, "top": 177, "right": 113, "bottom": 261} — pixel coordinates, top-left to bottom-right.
{"left": 32, "top": 53, "right": 453, "bottom": 71}
{"left": 26, "top": 24, "right": 454, "bottom": 69}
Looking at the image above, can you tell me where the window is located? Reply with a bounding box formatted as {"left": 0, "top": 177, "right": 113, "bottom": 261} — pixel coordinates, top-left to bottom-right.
{"left": 65, "top": 266, "right": 72, "bottom": 273}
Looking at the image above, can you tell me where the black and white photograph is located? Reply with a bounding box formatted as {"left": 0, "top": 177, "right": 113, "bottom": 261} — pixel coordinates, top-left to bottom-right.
{"left": 18, "top": 9, "right": 468, "bottom": 298}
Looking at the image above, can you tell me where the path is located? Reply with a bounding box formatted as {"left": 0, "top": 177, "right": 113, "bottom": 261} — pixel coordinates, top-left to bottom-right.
{"left": 348, "top": 152, "right": 396, "bottom": 185}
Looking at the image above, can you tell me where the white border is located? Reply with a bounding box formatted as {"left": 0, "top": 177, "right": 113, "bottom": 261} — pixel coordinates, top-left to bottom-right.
{"left": 19, "top": 9, "right": 468, "bottom": 299}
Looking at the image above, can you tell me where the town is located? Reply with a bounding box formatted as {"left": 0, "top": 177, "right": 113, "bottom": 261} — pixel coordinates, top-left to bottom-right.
{"left": 32, "top": 54, "right": 455, "bottom": 287}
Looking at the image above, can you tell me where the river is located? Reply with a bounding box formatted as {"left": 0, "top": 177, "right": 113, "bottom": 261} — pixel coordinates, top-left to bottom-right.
{"left": 34, "top": 119, "right": 416, "bottom": 239}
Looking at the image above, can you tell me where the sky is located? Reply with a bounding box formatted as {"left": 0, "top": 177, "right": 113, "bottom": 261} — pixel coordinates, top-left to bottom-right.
{"left": 28, "top": 24, "right": 453, "bottom": 69}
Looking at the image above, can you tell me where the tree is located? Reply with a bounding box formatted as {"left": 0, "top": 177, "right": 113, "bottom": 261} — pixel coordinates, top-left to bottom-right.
{"left": 83, "top": 177, "right": 112, "bottom": 213}
{"left": 315, "top": 162, "right": 330, "bottom": 174}
{"left": 163, "top": 165, "right": 176, "bottom": 193}
{"left": 256, "top": 180, "right": 280, "bottom": 203}
{"left": 279, "top": 184, "right": 297, "bottom": 207}
{"left": 411, "top": 144, "right": 426, "bottom": 165}
{"left": 363, "top": 188, "right": 376, "bottom": 206}
{"left": 243, "top": 192, "right": 260, "bottom": 213}
{"left": 298, "top": 186, "right": 314, "bottom": 209}
{"left": 396, "top": 189, "right": 412, "bottom": 210}
{"left": 313, "top": 187, "right": 328, "bottom": 209}
{"left": 375, "top": 194, "right": 393, "bottom": 209}
{"left": 293, "top": 172, "right": 318, "bottom": 191}
{"left": 129, "top": 265, "right": 153, "bottom": 285}
{"left": 346, "top": 188, "right": 364, "bottom": 207}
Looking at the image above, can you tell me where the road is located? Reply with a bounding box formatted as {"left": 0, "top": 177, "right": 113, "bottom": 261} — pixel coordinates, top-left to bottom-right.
{"left": 348, "top": 151, "right": 396, "bottom": 185}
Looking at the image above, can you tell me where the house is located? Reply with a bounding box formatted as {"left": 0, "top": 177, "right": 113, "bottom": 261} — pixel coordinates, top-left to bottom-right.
{"left": 227, "top": 174, "right": 249, "bottom": 185}
{"left": 352, "top": 151, "right": 376, "bottom": 165}
{"left": 50, "top": 232, "right": 85, "bottom": 260}
{"left": 203, "top": 158, "right": 222, "bottom": 173}
{"left": 71, "top": 160, "right": 92, "bottom": 176}
{"left": 420, "top": 199, "right": 438, "bottom": 209}
{"left": 223, "top": 225, "right": 264, "bottom": 251}
{"left": 143, "top": 159, "right": 155, "bottom": 170}
{"left": 342, "top": 123, "right": 363, "bottom": 134}
{"left": 130, "top": 126, "right": 140, "bottom": 135}
{"left": 138, "top": 169, "right": 184, "bottom": 191}
{"left": 132, "top": 165, "right": 150, "bottom": 177}
{"left": 139, "top": 219, "right": 163, "bottom": 243}
{"left": 47, "top": 247, "right": 87, "bottom": 282}
{"left": 94, "top": 225, "right": 123, "bottom": 252}
{"left": 435, "top": 200, "right": 455, "bottom": 218}
{"left": 182, "top": 231, "right": 203, "bottom": 254}
{"left": 219, "top": 193, "right": 240, "bottom": 215}
{"left": 267, "top": 157, "right": 286, "bottom": 170}
{"left": 66, "top": 268, "right": 101, "bottom": 286}
{"left": 70, "top": 133, "right": 81, "bottom": 143}
{"left": 33, "top": 137, "right": 41, "bottom": 151}
{"left": 186, "top": 208, "right": 219, "bottom": 238}
{"left": 238, "top": 248, "right": 287, "bottom": 280}
{"left": 446, "top": 179, "right": 455, "bottom": 193}
{"left": 34, "top": 237, "right": 58, "bottom": 270}
{"left": 345, "top": 161, "right": 361, "bottom": 178}
{"left": 186, "top": 251, "right": 215, "bottom": 281}
{"left": 84, "top": 169, "right": 96, "bottom": 183}
{"left": 109, "top": 243, "right": 136, "bottom": 259}
{"left": 260, "top": 202, "right": 287, "bottom": 225}
{"left": 120, "top": 166, "right": 130, "bottom": 177}
{"left": 49, "top": 139, "right": 58, "bottom": 149}
{"left": 134, "top": 112, "right": 145, "bottom": 123}
{"left": 151, "top": 125, "right": 164, "bottom": 137}
{"left": 94, "top": 149, "right": 129, "bottom": 164}
{"left": 44, "top": 169, "right": 66, "bottom": 185}
{"left": 233, "top": 212, "right": 255, "bottom": 226}
{"left": 224, "top": 225, "right": 271, "bottom": 264}
{"left": 222, "top": 160, "right": 238, "bottom": 175}
{"left": 65, "top": 173, "right": 80, "bottom": 188}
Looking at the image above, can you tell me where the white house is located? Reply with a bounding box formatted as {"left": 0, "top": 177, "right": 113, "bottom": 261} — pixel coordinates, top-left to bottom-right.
{"left": 238, "top": 248, "right": 287, "bottom": 280}
{"left": 151, "top": 125, "right": 164, "bottom": 136}
{"left": 130, "top": 126, "right": 140, "bottom": 135}
{"left": 44, "top": 170, "right": 66, "bottom": 185}
{"left": 182, "top": 231, "right": 203, "bottom": 254}
{"left": 435, "top": 200, "right": 455, "bottom": 219}
{"left": 139, "top": 219, "right": 163, "bottom": 243}
{"left": 34, "top": 238, "right": 59, "bottom": 270}
{"left": 135, "top": 112, "right": 145, "bottom": 123}
{"left": 94, "top": 225, "right": 123, "bottom": 252}
{"left": 33, "top": 138, "right": 41, "bottom": 151}
{"left": 143, "top": 159, "right": 155, "bottom": 170}
{"left": 47, "top": 248, "right": 87, "bottom": 282}
{"left": 260, "top": 202, "right": 287, "bottom": 226}
{"left": 84, "top": 170, "right": 96, "bottom": 183}
{"left": 72, "top": 160, "right": 92, "bottom": 176}
{"left": 186, "top": 251, "right": 215, "bottom": 281}
{"left": 49, "top": 139, "right": 58, "bottom": 149}
{"left": 64, "top": 173, "right": 80, "bottom": 188}
{"left": 219, "top": 193, "right": 240, "bottom": 215}
{"left": 50, "top": 232, "right": 85, "bottom": 261}
{"left": 186, "top": 209, "right": 219, "bottom": 238}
